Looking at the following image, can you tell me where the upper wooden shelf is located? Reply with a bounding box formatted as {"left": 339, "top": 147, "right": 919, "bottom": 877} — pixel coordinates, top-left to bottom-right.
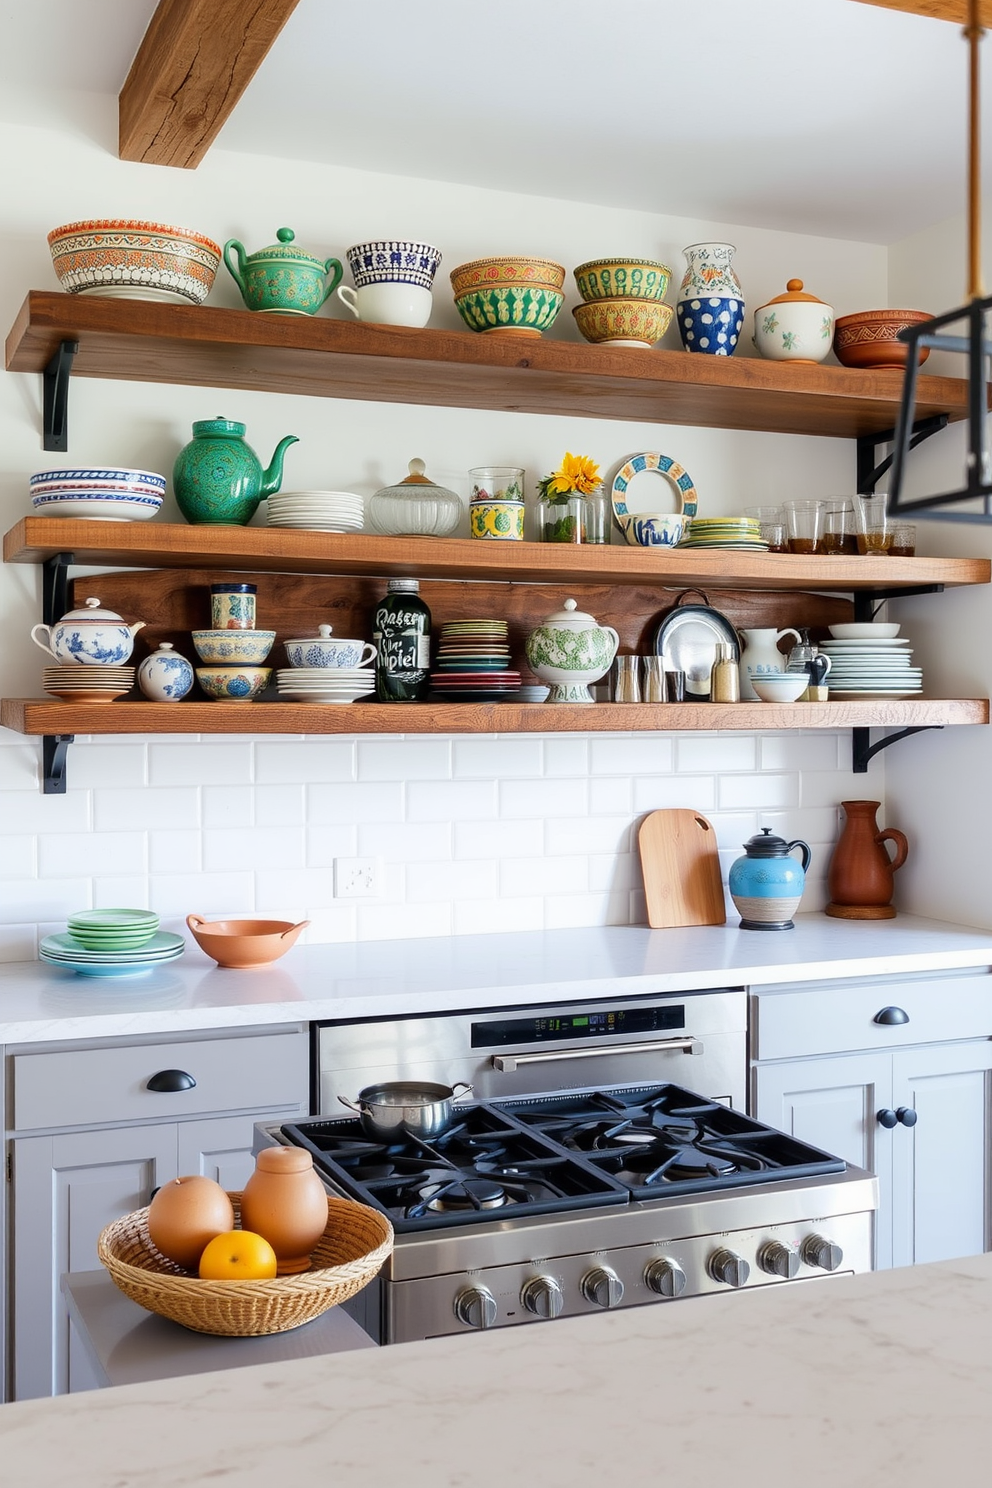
{"left": 5, "top": 292, "right": 974, "bottom": 440}
{"left": 5, "top": 518, "right": 989, "bottom": 593}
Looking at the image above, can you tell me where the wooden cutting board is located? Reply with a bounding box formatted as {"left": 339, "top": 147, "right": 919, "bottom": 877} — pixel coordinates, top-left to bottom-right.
{"left": 638, "top": 809, "right": 727, "bottom": 929}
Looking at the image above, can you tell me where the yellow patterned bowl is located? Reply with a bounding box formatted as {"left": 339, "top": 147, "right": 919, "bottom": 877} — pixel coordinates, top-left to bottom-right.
{"left": 573, "top": 297, "right": 674, "bottom": 348}
{"left": 573, "top": 258, "right": 672, "bottom": 303}
{"left": 48, "top": 219, "right": 222, "bottom": 306}
{"left": 450, "top": 256, "right": 566, "bottom": 298}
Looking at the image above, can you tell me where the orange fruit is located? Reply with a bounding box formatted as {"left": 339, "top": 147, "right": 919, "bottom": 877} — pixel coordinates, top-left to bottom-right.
{"left": 198, "top": 1229, "right": 278, "bottom": 1281}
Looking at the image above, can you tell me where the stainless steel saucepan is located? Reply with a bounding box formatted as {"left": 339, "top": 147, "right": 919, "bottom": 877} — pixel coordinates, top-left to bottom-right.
{"left": 339, "top": 1080, "right": 473, "bottom": 1141}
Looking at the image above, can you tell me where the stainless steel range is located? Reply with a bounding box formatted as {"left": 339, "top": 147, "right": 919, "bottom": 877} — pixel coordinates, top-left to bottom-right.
{"left": 257, "top": 988, "right": 877, "bottom": 1344}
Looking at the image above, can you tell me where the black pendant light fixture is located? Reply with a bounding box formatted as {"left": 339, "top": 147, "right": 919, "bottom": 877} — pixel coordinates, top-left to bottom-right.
{"left": 887, "top": 0, "right": 992, "bottom": 522}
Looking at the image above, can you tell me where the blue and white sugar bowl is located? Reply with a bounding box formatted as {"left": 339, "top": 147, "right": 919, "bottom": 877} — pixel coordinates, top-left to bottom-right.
{"left": 30, "top": 597, "right": 146, "bottom": 666}
{"left": 137, "top": 641, "right": 195, "bottom": 702}
{"left": 728, "top": 828, "right": 811, "bottom": 931}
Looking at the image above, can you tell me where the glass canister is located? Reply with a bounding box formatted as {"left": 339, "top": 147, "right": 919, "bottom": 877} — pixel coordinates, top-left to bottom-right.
{"left": 368, "top": 458, "right": 462, "bottom": 538}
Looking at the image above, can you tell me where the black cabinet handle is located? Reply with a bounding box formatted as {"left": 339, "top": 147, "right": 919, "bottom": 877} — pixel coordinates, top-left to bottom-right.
{"left": 896, "top": 1106, "right": 918, "bottom": 1127}
{"left": 873, "top": 1006, "right": 909, "bottom": 1026}
{"left": 146, "top": 1069, "right": 197, "bottom": 1093}
{"left": 877, "top": 1108, "right": 899, "bottom": 1128}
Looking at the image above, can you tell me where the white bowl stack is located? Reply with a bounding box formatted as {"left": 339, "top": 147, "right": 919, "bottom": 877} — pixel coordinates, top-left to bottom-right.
{"left": 265, "top": 490, "right": 364, "bottom": 532}
{"left": 30, "top": 467, "right": 166, "bottom": 522}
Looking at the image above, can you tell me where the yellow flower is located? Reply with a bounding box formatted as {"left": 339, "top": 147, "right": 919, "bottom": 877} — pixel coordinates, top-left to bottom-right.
{"left": 548, "top": 452, "right": 601, "bottom": 496}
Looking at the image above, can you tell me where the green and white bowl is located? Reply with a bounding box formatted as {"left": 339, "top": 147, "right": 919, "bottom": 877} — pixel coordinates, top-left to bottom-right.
{"left": 573, "top": 257, "right": 672, "bottom": 304}
{"left": 454, "top": 285, "right": 564, "bottom": 336}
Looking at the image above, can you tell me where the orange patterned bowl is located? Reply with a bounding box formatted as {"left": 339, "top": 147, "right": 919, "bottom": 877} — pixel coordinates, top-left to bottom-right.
{"left": 449, "top": 255, "right": 566, "bottom": 298}
{"left": 832, "top": 308, "right": 933, "bottom": 370}
{"left": 48, "top": 219, "right": 222, "bottom": 306}
{"left": 573, "top": 297, "right": 674, "bottom": 348}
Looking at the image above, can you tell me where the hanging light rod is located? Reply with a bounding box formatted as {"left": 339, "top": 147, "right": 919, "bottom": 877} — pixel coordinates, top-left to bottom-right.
{"left": 887, "top": 0, "right": 992, "bottom": 521}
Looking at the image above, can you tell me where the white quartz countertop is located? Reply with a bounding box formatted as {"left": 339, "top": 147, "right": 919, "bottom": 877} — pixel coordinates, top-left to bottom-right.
{"left": 3, "top": 1252, "right": 991, "bottom": 1486}
{"left": 1, "top": 914, "right": 992, "bottom": 1043}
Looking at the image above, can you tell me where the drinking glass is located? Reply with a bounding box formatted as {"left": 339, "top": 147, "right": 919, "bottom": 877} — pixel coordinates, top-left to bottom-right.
{"left": 856, "top": 496, "right": 892, "bottom": 555}
{"left": 890, "top": 523, "right": 917, "bottom": 556}
{"left": 580, "top": 487, "right": 609, "bottom": 545}
{"left": 783, "top": 499, "right": 825, "bottom": 554}
{"left": 744, "top": 505, "right": 788, "bottom": 551}
{"left": 822, "top": 501, "right": 858, "bottom": 555}
{"left": 469, "top": 466, "right": 525, "bottom": 503}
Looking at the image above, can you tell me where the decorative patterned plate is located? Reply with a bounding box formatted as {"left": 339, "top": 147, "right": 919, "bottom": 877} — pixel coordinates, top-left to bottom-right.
{"left": 610, "top": 451, "right": 698, "bottom": 532}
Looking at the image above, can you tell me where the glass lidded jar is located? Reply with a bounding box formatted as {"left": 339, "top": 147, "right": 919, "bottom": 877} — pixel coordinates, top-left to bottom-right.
{"left": 368, "top": 458, "right": 462, "bottom": 538}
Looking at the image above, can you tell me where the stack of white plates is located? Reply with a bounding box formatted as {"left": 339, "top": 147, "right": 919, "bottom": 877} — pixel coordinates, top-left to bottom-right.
{"left": 266, "top": 490, "right": 365, "bottom": 532}
{"left": 275, "top": 666, "right": 375, "bottom": 704}
{"left": 820, "top": 638, "right": 923, "bottom": 699}
{"left": 43, "top": 665, "right": 135, "bottom": 702}
{"left": 39, "top": 930, "right": 185, "bottom": 978}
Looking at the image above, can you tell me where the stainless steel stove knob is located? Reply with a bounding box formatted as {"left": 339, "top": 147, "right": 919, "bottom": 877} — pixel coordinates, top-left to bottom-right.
{"left": 521, "top": 1275, "right": 565, "bottom": 1319}
{"left": 708, "top": 1247, "right": 750, "bottom": 1288}
{"left": 801, "top": 1234, "right": 844, "bottom": 1272}
{"left": 454, "top": 1285, "right": 498, "bottom": 1330}
{"left": 758, "top": 1240, "right": 800, "bottom": 1279}
{"left": 644, "top": 1258, "right": 687, "bottom": 1298}
{"left": 581, "top": 1266, "right": 624, "bottom": 1309}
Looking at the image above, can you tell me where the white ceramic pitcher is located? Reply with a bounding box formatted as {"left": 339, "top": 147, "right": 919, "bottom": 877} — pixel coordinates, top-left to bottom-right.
{"left": 738, "top": 627, "right": 801, "bottom": 701}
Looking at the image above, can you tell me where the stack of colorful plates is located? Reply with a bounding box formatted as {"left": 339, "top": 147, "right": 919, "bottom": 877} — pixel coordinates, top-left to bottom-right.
{"left": 820, "top": 637, "right": 923, "bottom": 699}
{"left": 41, "top": 909, "right": 184, "bottom": 977}
{"left": 275, "top": 667, "right": 375, "bottom": 704}
{"left": 430, "top": 619, "right": 521, "bottom": 700}
{"left": 678, "top": 516, "right": 767, "bottom": 551}
{"left": 30, "top": 467, "right": 166, "bottom": 522}
{"left": 265, "top": 490, "right": 364, "bottom": 532}
{"left": 43, "top": 665, "right": 135, "bottom": 702}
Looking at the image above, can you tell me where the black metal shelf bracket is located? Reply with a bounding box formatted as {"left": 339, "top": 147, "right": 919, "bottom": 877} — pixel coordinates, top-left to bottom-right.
{"left": 43, "top": 340, "right": 78, "bottom": 452}
{"left": 852, "top": 725, "right": 941, "bottom": 773}
{"left": 852, "top": 584, "right": 943, "bottom": 624}
{"left": 42, "top": 734, "right": 74, "bottom": 795}
{"left": 856, "top": 414, "right": 948, "bottom": 497}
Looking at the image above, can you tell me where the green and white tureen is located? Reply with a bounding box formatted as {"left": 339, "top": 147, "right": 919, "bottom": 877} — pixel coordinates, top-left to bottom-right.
{"left": 525, "top": 597, "right": 620, "bottom": 704}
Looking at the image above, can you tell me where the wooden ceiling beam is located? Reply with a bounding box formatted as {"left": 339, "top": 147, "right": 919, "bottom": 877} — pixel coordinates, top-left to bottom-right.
{"left": 852, "top": 1, "right": 992, "bottom": 24}
{"left": 119, "top": 0, "right": 301, "bottom": 169}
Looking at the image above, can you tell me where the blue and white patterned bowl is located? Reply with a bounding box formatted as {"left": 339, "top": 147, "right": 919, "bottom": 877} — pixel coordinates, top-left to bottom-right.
{"left": 191, "top": 630, "right": 276, "bottom": 665}
{"left": 31, "top": 491, "right": 163, "bottom": 521}
{"left": 620, "top": 512, "right": 685, "bottom": 547}
{"left": 346, "top": 240, "right": 442, "bottom": 291}
{"left": 195, "top": 666, "right": 271, "bottom": 701}
{"left": 31, "top": 467, "right": 167, "bottom": 494}
{"left": 284, "top": 632, "right": 377, "bottom": 669}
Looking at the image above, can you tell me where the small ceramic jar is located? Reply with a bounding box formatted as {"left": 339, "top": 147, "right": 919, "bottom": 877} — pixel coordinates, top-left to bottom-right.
{"left": 525, "top": 597, "right": 620, "bottom": 704}
{"left": 239, "top": 1147, "right": 329, "bottom": 1275}
{"left": 30, "top": 597, "right": 146, "bottom": 666}
{"left": 137, "top": 642, "right": 194, "bottom": 701}
{"left": 753, "top": 279, "right": 835, "bottom": 364}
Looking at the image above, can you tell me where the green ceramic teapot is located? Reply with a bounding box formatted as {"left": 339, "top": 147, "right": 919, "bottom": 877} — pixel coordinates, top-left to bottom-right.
{"left": 173, "top": 417, "right": 298, "bottom": 526}
{"left": 223, "top": 227, "right": 343, "bottom": 316}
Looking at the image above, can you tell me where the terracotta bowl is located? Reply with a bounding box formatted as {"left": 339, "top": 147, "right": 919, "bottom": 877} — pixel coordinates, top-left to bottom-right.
{"left": 48, "top": 219, "right": 222, "bottom": 306}
{"left": 186, "top": 916, "right": 309, "bottom": 969}
{"left": 832, "top": 309, "right": 933, "bottom": 370}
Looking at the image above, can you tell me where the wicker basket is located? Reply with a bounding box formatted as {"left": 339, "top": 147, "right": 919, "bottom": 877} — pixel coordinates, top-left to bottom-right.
{"left": 97, "top": 1193, "right": 393, "bottom": 1336}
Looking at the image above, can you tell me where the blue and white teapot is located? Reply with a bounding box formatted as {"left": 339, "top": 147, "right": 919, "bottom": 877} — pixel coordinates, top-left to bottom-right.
{"left": 728, "top": 828, "right": 811, "bottom": 931}
{"left": 31, "top": 597, "right": 146, "bottom": 667}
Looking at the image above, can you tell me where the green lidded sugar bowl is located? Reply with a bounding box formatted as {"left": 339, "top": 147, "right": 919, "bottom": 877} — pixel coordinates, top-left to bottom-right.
{"left": 525, "top": 597, "right": 619, "bottom": 704}
{"left": 223, "top": 227, "right": 343, "bottom": 316}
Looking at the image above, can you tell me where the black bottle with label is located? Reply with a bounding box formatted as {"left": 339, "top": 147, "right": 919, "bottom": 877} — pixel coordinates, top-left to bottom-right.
{"left": 373, "top": 578, "right": 432, "bottom": 701}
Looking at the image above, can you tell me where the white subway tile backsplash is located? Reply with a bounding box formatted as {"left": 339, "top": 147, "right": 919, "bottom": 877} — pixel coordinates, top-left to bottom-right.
{"left": 499, "top": 855, "right": 586, "bottom": 898}
{"left": 0, "top": 877, "right": 94, "bottom": 923}
{"left": 0, "top": 923, "right": 37, "bottom": 961}
{"left": 633, "top": 775, "right": 716, "bottom": 811}
{"left": 356, "top": 901, "right": 452, "bottom": 941}
{"left": 542, "top": 737, "right": 589, "bottom": 777}
{"left": 358, "top": 821, "right": 452, "bottom": 861}
{"left": 309, "top": 781, "right": 405, "bottom": 824}
{"left": 718, "top": 773, "right": 799, "bottom": 810}
{"left": 676, "top": 735, "right": 757, "bottom": 773}
{"left": 201, "top": 786, "right": 254, "bottom": 829}
{"left": 255, "top": 740, "right": 355, "bottom": 784}
{"left": 39, "top": 831, "right": 145, "bottom": 879}
{"left": 254, "top": 784, "right": 306, "bottom": 827}
{"left": 149, "top": 872, "right": 254, "bottom": 918}
{"left": 95, "top": 787, "right": 199, "bottom": 832}
{"left": 453, "top": 818, "right": 543, "bottom": 859}
{"left": 589, "top": 736, "right": 674, "bottom": 776}
{"left": 149, "top": 831, "right": 202, "bottom": 874}
{"left": 407, "top": 859, "right": 498, "bottom": 903}
{"left": 1, "top": 834, "right": 37, "bottom": 878}
{"left": 800, "top": 770, "right": 865, "bottom": 808}
{"left": 500, "top": 777, "right": 587, "bottom": 820}
{"left": 150, "top": 743, "right": 252, "bottom": 787}
{"left": 452, "top": 738, "right": 543, "bottom": 778}
{"left": 3, "top": 790, "right": 91, "bottom": 833}
{"left": 758, "top": 732, "right": 842, "bottom": 772}
{"left": 203, "top": 827, "right": 305, "bottom": 873}
{"left": 358, "top": 738, "right": 451, "bottom": 780}
{"left": 0, "top": 739, "right": 46, "bottom": 792}
{"left": 70, "top": 743, "right": 147, "bottom": 788}
{"left": 709, "top": 812, "right": 759, "bottom": 849}
{"left": 93, "top": 875, "right": 150, "bottom": 909}
{"left": 306, "top": 824, "right": 360, "bottom": 867}
{"left": 453, "top": 897, "right": 545, "bottom": 935}
{"left": 589, "top": 776, "right": 632, "bottom": 816}
{"left": 545, "top": 890, "right": 630, "bottom": 929}
{"left": 544, "top": 816, "right": 632, "bottom": 857}
{"left": 300, "top": 902, "right": 359, "bottom": 943}
{"left": 588, "top": 852, "right": 638, "bottom": 893}
{"left": 254, "top": 866, "right": 336, "bottom": 911}
{"left": 408, "top": 780, "right": 498, "bottom": 821}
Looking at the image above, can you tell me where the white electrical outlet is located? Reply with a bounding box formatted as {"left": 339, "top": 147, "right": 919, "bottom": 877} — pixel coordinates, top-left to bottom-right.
{"left": 334, "top": 857, "right": 381, "bottom": 898}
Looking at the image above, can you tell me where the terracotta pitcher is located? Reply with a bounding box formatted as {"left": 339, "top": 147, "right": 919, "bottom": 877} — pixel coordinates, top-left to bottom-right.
{"left": 825, "top": 800, "right": 908, "bottom": 920}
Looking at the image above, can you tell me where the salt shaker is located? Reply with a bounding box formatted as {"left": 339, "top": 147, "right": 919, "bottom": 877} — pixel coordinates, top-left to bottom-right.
{"left": 710, "top": 643, "right": 740, "bottom": 702}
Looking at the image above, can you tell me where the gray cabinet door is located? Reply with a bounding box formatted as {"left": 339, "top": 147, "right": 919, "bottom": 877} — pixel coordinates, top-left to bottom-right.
{"left": 177, "top": 1109, "right": 304, "bottom": 1191}
{"left": 12, "top": 1125, "right": 177, "bottom": 1400}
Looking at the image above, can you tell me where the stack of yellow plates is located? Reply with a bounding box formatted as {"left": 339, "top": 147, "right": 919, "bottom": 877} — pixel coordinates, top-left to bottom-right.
{"left": 679, "top": 517, "right": 767, "bottom": 551}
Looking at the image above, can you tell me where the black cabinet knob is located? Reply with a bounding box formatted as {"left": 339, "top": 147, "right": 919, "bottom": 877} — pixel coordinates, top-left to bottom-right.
{"left": 877, "top": 1108, "right": 899, "bottom": 1128}
{"left": 146, "top": 1069, "right": 197, "bottom": 1093}
{"left": 873, "top": 1006, "right": 909, "bottom": 1026}
{"left": 896, "top": 1106, "right": 918, "bottom": 1127}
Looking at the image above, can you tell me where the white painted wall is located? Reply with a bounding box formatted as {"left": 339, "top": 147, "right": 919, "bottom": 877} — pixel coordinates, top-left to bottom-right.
{"left": 0, "top": 96, "right": 893, "bottom": 957}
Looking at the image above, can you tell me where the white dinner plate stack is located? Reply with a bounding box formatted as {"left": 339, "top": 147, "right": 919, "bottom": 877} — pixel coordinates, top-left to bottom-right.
{"left": 275, "top": 667, "right": 376, "bottom": 705}
{"left": 265, "top": 490, "right": 365, "bottom": 532}
{"left": 820, "top": 637, "right": 923, "bottom": 699}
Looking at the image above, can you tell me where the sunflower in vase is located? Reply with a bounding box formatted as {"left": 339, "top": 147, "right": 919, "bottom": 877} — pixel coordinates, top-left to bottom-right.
{"left": 537, "top": 453, "right": 603, "bottom": 543}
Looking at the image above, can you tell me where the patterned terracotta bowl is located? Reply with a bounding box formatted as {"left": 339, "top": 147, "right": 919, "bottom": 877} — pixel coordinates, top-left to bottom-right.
{"left": 573, "top": 258, "right": 672, "bottom": 303}
{"left": 48, "top": 219, "right": 222, "bottom": 306}
{"left": 832, "top": 309, "right": 933, "bottom": 370}
{"left": 454, "top": 285, "right": 565, "bottom": 337}
{"left": 573, "top": 297, "right": 674, "bottom": 348}
{"left": 449, "top": 256, "right": 566, "bottom": 298}
{"left": 195, "top": 666, "right": 271, "bottom": 701}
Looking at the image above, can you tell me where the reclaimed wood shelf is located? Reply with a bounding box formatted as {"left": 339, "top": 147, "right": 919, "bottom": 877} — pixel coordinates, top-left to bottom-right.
{"left": 5, "top": 291, "right": 975, "bottom": 440}
{"left": 5, "top": 519, "right": 990, "bottom": 593}
{"left": 3, "top": 698, "right": 987, "bottom": 738}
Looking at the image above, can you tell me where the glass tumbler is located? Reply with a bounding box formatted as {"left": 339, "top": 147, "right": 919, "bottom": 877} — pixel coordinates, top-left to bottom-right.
{"left": 890, "top": 523, "right": 917, "bottom": 556}
{"left": 469, "top": 466, "right": 525, "bottom": 503}
{"left": 783, "top": 499, "right": 825, "bottom": 554}
{"left": 822, "top": 501, "right": 858, "bottom": 555}
{"left": 744, "top": 505, "right": 787, "bottom": 551}
{"left": 856, "top": 496, "right": 892, "bottom": 555}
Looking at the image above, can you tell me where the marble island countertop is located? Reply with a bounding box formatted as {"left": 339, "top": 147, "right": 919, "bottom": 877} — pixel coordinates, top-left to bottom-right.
{"left": 1, "top": 914, "right": 992, "bottom": 1043}
{"left": 3, "top": 1252, "right": 992, "bottom": 1486}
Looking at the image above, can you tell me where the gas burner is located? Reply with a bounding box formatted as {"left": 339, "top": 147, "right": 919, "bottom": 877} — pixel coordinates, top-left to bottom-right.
{"left": 423, "top": 1177, "right": 508, "bottom": 1213}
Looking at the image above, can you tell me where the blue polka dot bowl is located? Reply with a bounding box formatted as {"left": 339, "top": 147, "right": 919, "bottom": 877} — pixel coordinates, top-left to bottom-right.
{"left": 676, "top": 294, "right": 744, "bottom": 355}
{"left": 195, "top": 665, "right": 271, "bottom": 701}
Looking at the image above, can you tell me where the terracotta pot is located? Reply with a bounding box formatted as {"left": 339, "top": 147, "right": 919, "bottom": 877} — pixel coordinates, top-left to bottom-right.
{"left": 825, "top": 801, "right": 908, "bottom": 920}
{"left": 239, "top": 1147, "right": 329, "bottom": 1275}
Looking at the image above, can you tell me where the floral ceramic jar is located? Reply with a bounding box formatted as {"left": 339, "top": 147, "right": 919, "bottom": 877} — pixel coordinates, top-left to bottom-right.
{"left": 137, "top": 642, "right": 195, "bottom": 701}
{"left": 676, "top": 242, "right": 745, "bottom": 356}
{"left": 753, "top": 280, "right": 835, "bottom": 364}
{"left": 525, "top": 597, "right": 620, "bottom": 704}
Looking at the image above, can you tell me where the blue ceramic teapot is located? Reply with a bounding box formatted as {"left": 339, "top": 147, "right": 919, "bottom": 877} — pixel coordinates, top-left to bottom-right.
{"left": 728, "top": 828, "right": 811, "bottom": 931}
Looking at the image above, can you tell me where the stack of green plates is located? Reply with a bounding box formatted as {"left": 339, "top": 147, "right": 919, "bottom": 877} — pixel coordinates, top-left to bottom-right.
{"left": 679, "top": 517, "right": 768, "bottom": 551}
{"left": 66, "top": 908, "right": 160, "bottom": 951}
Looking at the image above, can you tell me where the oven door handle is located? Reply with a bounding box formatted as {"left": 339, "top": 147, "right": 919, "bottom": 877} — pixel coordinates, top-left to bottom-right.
{"left": 492, "top": 1036, "right": 703, "bottom": 1073}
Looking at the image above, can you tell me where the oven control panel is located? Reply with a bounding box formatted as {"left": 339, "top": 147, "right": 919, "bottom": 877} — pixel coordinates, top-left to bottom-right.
{"left": 387, "top": 1214, "right": 873, "bottom": 1342}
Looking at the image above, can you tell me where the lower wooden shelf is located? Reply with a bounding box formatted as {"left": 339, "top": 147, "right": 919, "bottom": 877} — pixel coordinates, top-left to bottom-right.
{"left": 2, "top": 698, "right": 987, "bottom": 736}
